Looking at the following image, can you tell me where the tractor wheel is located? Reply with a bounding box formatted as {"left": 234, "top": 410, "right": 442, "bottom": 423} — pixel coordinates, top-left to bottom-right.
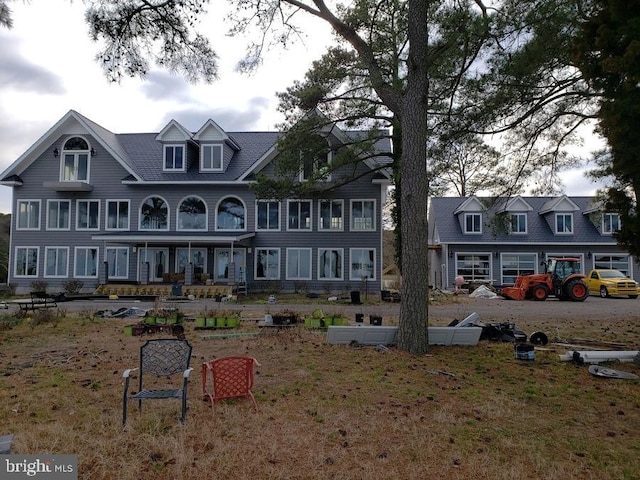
{"left": 566, "top": 279, "right": 589, "bottom": 302}
{"left": 600, "top": 286, "right": 609, "bottom": 298}
{"left": 531, "top": 285, "right": 548, "bottom": 301}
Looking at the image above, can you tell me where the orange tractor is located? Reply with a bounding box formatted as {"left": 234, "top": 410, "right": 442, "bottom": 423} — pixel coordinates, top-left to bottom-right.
{"left": 500, "top": 257, "right": 589, "bottom": 301}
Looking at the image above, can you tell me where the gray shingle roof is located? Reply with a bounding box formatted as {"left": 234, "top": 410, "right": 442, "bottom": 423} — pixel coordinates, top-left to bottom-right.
{"left": 429, "top": 196, "right": 616, "bottom": 245}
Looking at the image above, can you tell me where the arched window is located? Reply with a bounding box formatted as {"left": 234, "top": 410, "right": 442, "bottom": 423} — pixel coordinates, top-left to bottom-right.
{"left": 140, "top": 196, "right": 169, "bottom": 230}
{"left": 178, "top": 196, "right": 207, "bottom": 230}
{"left": 61, "top": 136, "right": 90, "bottom": 182}
{"left": 217, "top": 197, "right": 245, "bottom": 230}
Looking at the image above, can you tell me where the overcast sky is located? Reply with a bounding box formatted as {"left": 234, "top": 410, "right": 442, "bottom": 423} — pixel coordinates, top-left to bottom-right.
{"left": 0, "top": 0, "right": 608, "bottom": 214}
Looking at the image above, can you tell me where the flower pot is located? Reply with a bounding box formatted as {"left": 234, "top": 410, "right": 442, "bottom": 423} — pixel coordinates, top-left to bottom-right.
{"left": 145, "top": 316, "right": 156, "bottom": 325}
{"left": 323, "top": 317, "right": 333, "bottom": 327}
{"left": 226, "top": 316, "right": 240, "bottom": 328}
{"left": 215, "top": 317, "right": 227, "bottom": 327}
{"left": 123, "top": 325, "right": 133, "bottom": 336}
{"left": 195, "top": 317, "right": 206, "bottom": 328}
{"left": 206, "top": 317, "right": 216, "bottom": 327}
{"left": 155, "top": 317, "right": 167, "bottom": 325}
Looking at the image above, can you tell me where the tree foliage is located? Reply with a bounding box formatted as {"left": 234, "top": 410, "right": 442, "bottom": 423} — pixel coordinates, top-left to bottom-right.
{"left": 573, "top": 0, "right": 640, "bottom": 256}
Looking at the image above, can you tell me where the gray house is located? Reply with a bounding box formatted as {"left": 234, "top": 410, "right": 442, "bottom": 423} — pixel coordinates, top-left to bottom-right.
{"left": 428, "top": 195, "right": 638, "bottom": 290}
{"left": 0, "top": 110, "right": 391, "bottom": 295}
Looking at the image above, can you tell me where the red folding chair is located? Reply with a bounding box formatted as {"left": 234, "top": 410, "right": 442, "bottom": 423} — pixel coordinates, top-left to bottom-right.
{"left": 202, "top": 356, "right": 260, "bottom": 410}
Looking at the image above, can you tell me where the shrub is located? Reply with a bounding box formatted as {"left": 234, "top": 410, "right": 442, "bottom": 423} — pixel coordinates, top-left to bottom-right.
{"left": 62, "top": 280, "right": 84, "bottom": 295}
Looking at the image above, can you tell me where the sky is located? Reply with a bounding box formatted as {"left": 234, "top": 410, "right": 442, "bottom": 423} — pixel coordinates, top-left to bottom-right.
{"left": 0, "top": 0, "right": 609, "bottom": 215}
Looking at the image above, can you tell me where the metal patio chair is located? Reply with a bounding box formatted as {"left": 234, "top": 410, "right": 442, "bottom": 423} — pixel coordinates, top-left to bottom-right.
{"left": 122, "top": 339, "right": 193, "bottom": 425}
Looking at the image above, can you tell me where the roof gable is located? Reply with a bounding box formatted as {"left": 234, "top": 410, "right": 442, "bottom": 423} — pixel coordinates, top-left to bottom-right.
{"left": 497, "top": 195, "right": 533, "bottom": 212}
{"left": 155, "top": 120, "right": 193, "bottom": 142}
{"left": 539, "top": 195, "right": 580, "bottom": 215}
{"left": 0, "top": 109, "right": 141, "bottom": 182}
{"left": 453, "top": 196, "right": 484, "bottom": 214}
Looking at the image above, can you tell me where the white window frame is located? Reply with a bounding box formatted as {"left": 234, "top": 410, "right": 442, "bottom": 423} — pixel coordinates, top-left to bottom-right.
{"left": 74, "top": 246, "right": 99, "bottom": 278}
{"left": 509, "top": 213, "right": 527, "bottom": 234}
{"left": 139, "top": 196, "right": 170, "bottom": 230}
{"left": 287, "top": 199, "right": 313, "bottom": 231}
{"left": 76, "top": 200, "right": 100, "bottom": 230}
{"left": 318, "top": 248, "right": 344, "bottom": 280}
{"left": 350, "top": 199, "right": 376, "bottom": 231}
{"left": 46, "top": 200, "right": 71, "bottom": 231}
{"left": 175, "top": 248, "right": 207, "bottom": 274}
{"left": 286, "top": 248, "right": 312, "bottom": 280}
{"left": 106, "top": 247, "right": 129, "bottom": 279}
{"left": 319, "top": 199, "right": 344, "bottom": 231}
{"left": 215, "top": 196, "right": 246, "bottom": 231}
{"left": 14, "top": 246, "right": 39, "bottom": 277}
{"left": 60, "top": 136, "right": 91, "bottom": 182}
{"left": 349, "top": 248, "right": 376, "bottom": 281}
{"left": 300, "top": 150, "right": 332, "bottom": 181}
{"left": 106, "top": 200, "right": 130, "bottom": 231}
{"left": 201, "top": 144, "right": 223, "bottom": 172}
{"left": 464, "top": 213, "right": 482, "bottom": 234}
{"left": 555, "top": 213, "right": 573, "bottom": 234}
{"left": 603, "top": 212, "right": 620, "bottom": 234}
{"left": 177, "top": 196, "right": 208, "bottom": 231}
{"left": 44, "top": 246, "right": 69, "bottom": 278}
{"left": 163, "top": 144, "right": 185, "bottom": 171}
{"left": 256, "top": 200, "right": 281, "bottom": 231}
{"left": 16, "top": 200, "right": 41, "bottom": 230}
{"left": 255, "top": 248, "right": 280, "bottom": 280}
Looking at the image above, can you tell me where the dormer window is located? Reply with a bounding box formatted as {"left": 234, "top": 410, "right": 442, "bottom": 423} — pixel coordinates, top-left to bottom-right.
{"left": 464, "top": 213, "right": 482, "bottom": 233}
{"left": 201, "top": 144, "right": 223, "bottom": 172}
{"left": 603, "top": 213, "right": 620, "bottom": 234}
{"left": 555, "top": 213, "right": 573, "bottom": 234}
{"left": 61, "top": 136, "right": 90, "bottom": 182}
{"left": 509, "top": 213, "right": 527, "bottom": 234}
{"left": 164, "top": 145, "right": 185, "bottom": 171}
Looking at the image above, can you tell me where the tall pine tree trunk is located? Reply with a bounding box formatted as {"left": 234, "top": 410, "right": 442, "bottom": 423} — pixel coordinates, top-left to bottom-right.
{"left": 397, "top": 0, "right": 429, "bottom": 354}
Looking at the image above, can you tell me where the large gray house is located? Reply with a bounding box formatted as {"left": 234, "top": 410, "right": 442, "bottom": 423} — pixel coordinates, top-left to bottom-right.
{"left": 0, "top": 110, "right": 391, "bottom": 295}
{"left": 428, "top": 195, "right": 638, "bottom": 290}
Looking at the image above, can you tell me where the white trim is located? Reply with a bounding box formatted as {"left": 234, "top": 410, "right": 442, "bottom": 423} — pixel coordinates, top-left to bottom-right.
{"left": 318, "top": 199, "right": 344, "bottom": 231}
{"left": 215, "top": 196, "right": 247, "bottom": 231}
{"left": 349, "top": 247, "right": 376, "bottom": 281}
{"left": 105, "top": 199, "right": 130, "bottom": 231}
{"left": 254, "top": 247, "right": 281, "bottom": 280}
{"left": 44, "top": 246, "right": 70, "bottom": 278}
{"left": 13, "top": 246, "right": 39, "bottom": 278}
{"left": 318, "top": 248, "right": 344, "bottom": 281}
{"left": 73, "top": 246, "right": 99, "bottom": 279}
{"left": 200, "top": 144, "right": 224, "bottom": 172}
{"left": 139, "top": 195, "right": 170, "bottom": 231}
{"left": 285, "top": 247, "right": 312, "bottom": 280}
{"left": 255, "top": 200, "right": 281, "bottom": 231}
{"left": 16, "top": 199, "right": 41, "bottom": 231}
{"left": 286, "top": 199, "right": 313, "bottom": 231}
{"left": 75, "top": 199, "right": 100, "bottom": 231}
{"left": 177, "top": 195, "right": 208, "bottom": 231}
{"left": 105, "top": 246, "right": 130, "bottom": 279}
{"left": 162, "top": 144, "right": 186, "bottom": 171}
{"left": 46, "top": 199, "right": 72, "bottom": 231}
{"left": 349, "top": 199, "right": 376, "bottom": 232}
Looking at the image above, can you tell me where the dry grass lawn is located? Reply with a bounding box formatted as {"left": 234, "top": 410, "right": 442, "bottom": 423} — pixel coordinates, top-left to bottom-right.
{"left": 1, "top": 303, "right": 639, "bottom": 480}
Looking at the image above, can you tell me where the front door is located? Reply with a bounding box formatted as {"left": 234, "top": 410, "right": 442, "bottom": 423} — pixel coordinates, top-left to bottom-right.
{"left": 138, "top": 248, "right": 169, "bottom": 282}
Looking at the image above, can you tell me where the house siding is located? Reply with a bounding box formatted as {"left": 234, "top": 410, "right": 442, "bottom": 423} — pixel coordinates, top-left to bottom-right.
{"left": 429, "top": 196, "right": 639, "bottom": 291}
{"left": 2, "top": 111, "right": 390, "bottom": 295}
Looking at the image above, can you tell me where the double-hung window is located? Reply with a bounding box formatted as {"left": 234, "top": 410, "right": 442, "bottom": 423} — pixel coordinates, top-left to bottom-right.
{"left": 201, "top": 144, "right": 223, "bottom": 171}
{"left": 318, "top": 248, "right": 343, "bottom": 280}
{"left": 556, "top": 213, "right": 573, "bottom": 234}
{"left": 603, "top": 213, "right": 620, "bottom": 234}
{"left": 464, "top": 213, "right": 482, "bottom": 233}
{"left": 319, "top": 199, "right": 343, "bottom": 231}
{"left": 45, "top": 247, "right": 69, "bottom": 277}
{"left": 350, "top": 200, "right": 375, "bottom": 231}
{"left": 47, "top": 200, "right": 70, "bottom": 230}
{"left": 75, "top": 247, "right": 98, "bottom": 278}
{"left": 257, "top": 201, "right": 280, "bottom": 230}
{"left": 77, "top": 200, "right": 100, "bottom": 230}
{"left": 509, "top": 213, "right": 527, "bottom": 234}
{"left": 287, "top": 200, "right": 312, "bottom": 231}
{"left": 286, "top": 248, "right": 311, "bottom": 280}
{"left": 14, "top": 247, "right": 38, "bottom": 277}
{"left": 17, "top": 200, "right": 40, "bottom": 230}
{"left": 164, "top": 145, "right": 184, "bottom": 170}
{"left": 106, "top": 200, "right": 129, "bottom": 230}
